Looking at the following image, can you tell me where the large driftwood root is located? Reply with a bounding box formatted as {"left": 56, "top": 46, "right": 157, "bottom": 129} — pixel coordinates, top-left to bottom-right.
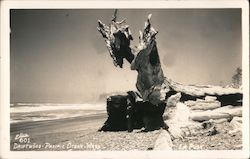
{"left": 97, "top": 11, "right": 243, "bottom": 150}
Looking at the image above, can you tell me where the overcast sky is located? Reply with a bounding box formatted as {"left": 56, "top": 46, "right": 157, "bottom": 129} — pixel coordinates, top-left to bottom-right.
{"left": 10, "top": 9, "right": 242, "bottom": 103}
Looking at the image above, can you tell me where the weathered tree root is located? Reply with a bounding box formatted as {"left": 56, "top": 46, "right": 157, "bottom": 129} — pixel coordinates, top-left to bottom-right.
{"left": 97, "top": 10, "right": 243, "bottom": 135}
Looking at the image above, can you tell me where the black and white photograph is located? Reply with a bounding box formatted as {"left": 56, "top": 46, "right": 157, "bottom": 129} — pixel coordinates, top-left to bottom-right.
{"left": 0, "top": 1, "right": 249, "bottom": 159}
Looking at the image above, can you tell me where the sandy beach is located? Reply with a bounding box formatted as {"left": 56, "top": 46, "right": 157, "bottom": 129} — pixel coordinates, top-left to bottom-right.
{"left": 10, "top": 113, "right": 107, "bottom": 151}
{"left": 10, "top": 112, "right": 162, "bottom": 151}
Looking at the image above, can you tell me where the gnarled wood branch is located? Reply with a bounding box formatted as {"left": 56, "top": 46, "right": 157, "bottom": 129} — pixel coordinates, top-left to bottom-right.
{"left": 97, "top": 10, "right": 133, "bottom": 68}
{"left": 97, "top": 10, "right": 242, "bottom": 106}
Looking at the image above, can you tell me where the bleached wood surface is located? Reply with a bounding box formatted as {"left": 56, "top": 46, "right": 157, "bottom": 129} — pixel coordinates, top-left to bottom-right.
{"left": 154, "top": 100, "right": 242, "bottom": 150}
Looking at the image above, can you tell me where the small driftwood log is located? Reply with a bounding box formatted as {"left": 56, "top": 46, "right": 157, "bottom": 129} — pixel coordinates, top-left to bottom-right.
{"left": 190, "top": 105, "right": 242, "bottom": 122}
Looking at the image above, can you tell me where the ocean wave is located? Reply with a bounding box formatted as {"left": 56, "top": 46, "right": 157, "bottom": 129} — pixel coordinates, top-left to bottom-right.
{"left": 10, "top": 111, "right": 105, "bottom": 124}
{"left": 10, "top": 103, "right": 106, "bottom": 113}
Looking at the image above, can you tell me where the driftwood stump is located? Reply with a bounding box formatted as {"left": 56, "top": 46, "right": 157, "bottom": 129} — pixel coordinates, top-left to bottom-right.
{"left": 98, "top": 10, "right": 171, "bottom": 132}
{"left": 97, "top": 10, "right": 243, "bottom": 144}
{"left": 99, "top": 91, "right": 168, "bottom": 132}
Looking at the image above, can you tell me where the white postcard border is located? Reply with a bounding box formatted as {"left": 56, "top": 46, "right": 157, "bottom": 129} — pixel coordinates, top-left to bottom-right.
{"left": 0, "top": 1, "right": 249, "bottom": 159}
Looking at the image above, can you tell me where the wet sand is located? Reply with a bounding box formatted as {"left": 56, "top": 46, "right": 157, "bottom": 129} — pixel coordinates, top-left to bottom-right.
{"left": 10, "top": 113, "right": 107, "bottom": 151}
